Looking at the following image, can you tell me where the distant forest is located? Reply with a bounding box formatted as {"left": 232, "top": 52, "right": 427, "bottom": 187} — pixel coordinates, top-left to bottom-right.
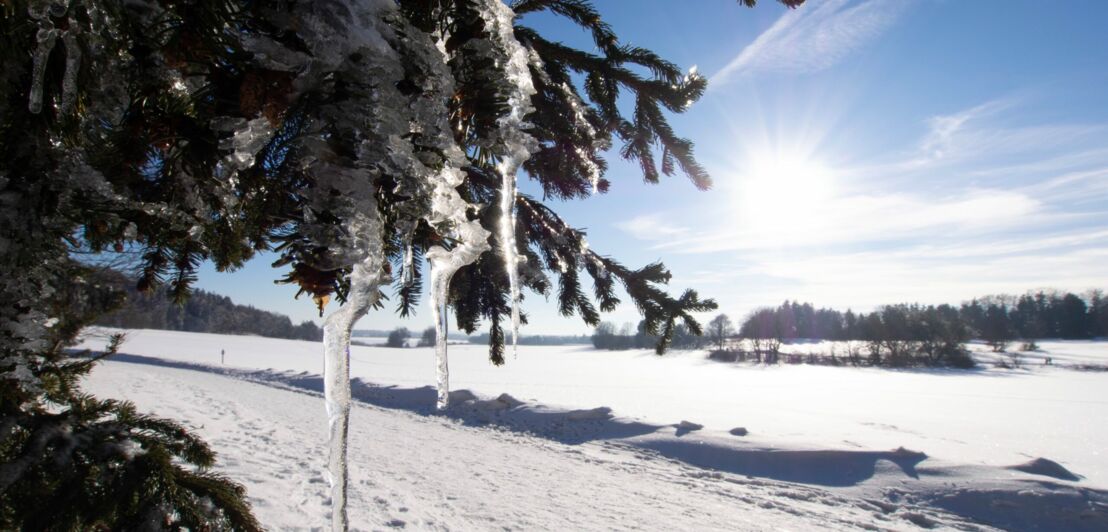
{"left": 94, "top": 270, "right": 323, "bottom": 341}
{"left": 592, "top": 289, "right": 1108, "bottom": 365}
{"left": 738, "top": 289, "right": 1108, "bottom": 345}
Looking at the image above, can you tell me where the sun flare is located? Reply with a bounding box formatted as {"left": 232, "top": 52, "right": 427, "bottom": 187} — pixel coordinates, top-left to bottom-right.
{"left": 735, "top": 152, "right": 837, "bottom": 241}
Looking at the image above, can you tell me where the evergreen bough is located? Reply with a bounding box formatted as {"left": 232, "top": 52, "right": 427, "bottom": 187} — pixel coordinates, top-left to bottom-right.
{"left": 1, "top": 0, "right": 802, "bottom": 528}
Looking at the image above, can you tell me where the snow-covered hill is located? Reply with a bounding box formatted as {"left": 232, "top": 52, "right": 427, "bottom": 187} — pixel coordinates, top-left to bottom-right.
{"left": 77, "top": 329, "right": 1108, "bottom": 530}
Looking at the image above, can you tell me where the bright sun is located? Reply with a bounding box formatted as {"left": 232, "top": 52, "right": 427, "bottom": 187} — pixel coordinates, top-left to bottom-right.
{"left": 735, "top": 152, "right": 836, "bottom": 241}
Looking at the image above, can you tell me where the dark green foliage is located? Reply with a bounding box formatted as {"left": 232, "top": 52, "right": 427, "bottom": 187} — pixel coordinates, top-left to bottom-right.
{"left": 1, "top": 0, "right": 269, "bottom": 527}
{"left": 3, "top": 395, "right": 260, "bottom": 531}
{"left": 2, "top": 0, "right": 794, "bottom": 525}
{"left": 257, "top": 0, "right": 723, "bottom": 357}
{"left": 0, "top": 265, "right": 260, "bottom": 530}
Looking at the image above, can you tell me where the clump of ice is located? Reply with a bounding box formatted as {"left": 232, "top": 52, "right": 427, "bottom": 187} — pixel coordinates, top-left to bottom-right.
{"left": 216, "top": 117, "right": 275, "bottom": 172}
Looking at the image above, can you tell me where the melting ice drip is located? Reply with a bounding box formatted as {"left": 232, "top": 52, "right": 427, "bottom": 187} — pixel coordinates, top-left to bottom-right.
{"left": 482, "top": 0, "right": 538, "bottom": 357}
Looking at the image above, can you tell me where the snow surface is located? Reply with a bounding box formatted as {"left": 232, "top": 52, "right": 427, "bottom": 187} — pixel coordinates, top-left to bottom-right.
{"left": 75, "top": 328, "right": 1108, "bottom": 530}
{"left": 83, "top": 360, "right": 927, "bottom": 530}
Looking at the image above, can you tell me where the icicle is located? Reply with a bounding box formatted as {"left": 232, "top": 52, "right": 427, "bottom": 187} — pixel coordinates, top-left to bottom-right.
{"left": 59, "top": 24, "right": 81, "bottom": 113}
{"left": 28, "top": 25, "right": 59, "bottom": 114}
{"left": 425, "top": 167, "right": 491, "bottom": 410}
{"left": 499, "top": 164, "right": 522, "bottom": 357}
{"left": 321, "top": 336, "right": 350, "bottom": 531}
{"left": 320, "top": 205, "right": 388, "bottom": 532}
{"left": 429, "top": 262, "right": 449, "bottom": 410}
{"left": 479, "top": 0, "right": 539, "bottom": 357}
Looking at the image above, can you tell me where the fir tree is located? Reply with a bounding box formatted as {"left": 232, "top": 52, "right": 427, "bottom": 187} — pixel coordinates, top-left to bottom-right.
{"left": 2, "top": 0, "right": 805, "bottom": 529}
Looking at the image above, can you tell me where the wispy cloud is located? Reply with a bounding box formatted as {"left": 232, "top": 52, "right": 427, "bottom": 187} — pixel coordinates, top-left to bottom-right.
{"left": 847, "top": 97, "right": 1108, "bottom": 192}
{"left": 917, "top": 99, "right": 1014, "bottom": 161}
{"left": 738, "top": 241, "right": 1108, "bottom": 312}
{"left": 678, "top": 228, "right": 1108, "bottom": 320}
{"left": 712, "top": 0, "right": 909, "bottom": 85}
{"left": 615, "top": 214, "right": 689, "bottom": 241}
{"left": 624, "top": 188, "right": 1044, "bottom": 254}
{"left": 1023, "top": 166, "right": 1108, "bottom": 204}
{"left": 906, "top": 100, "right": 1104, "bottom": 170}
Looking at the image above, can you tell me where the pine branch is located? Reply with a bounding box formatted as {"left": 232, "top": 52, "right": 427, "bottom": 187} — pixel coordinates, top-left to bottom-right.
{"left": 515, "top": 195, "right": 716, "bottom": 354}
{"left": 516, "top": 26, "right": 711, "bottom": 190}
{"left": 511, "top": 0, "right": 619, "bottom": 55}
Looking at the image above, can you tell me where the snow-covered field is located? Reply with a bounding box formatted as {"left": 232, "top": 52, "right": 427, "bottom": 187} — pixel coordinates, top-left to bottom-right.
{"left": 76, "top": 328, "right": 1108, "bottom": 530}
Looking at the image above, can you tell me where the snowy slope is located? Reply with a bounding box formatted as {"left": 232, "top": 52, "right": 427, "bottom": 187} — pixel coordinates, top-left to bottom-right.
{"left": 76, "top": 328, "right": 1108, "bottom": 489}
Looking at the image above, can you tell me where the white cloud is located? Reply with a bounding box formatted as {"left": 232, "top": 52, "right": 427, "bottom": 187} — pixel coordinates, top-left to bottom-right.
{"left": 711, "top": 0, "right": 909, "bottom": 85}
{"left": 640, "top": 188, "right": 1043, "bottom": 254}
{"left": 614, "top": 214, "right": 689, "bottom": 241}
{"left": 740, "top": 239, "right": 1108, "bottom": 312}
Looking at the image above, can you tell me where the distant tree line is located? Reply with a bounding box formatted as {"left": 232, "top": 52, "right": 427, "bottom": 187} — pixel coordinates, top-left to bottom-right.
{"left": 740, "top": 290, "right": 1107, "bottom": 343}
{"left": 470, "top": 333, "right": 592, "bottom": 346}
{"left": 592, "top": 321, "right": 705, "bottom": 350}
{"left": 722, "top": 289, "right": 1108, "bottom": 368}
{"left": 587, "top": 289, "right": 1107, "bottom": 369}
{"left": 737, "top": 303, "right": 974, "bottom": 368}
{"left": 94, "top": 270, "right": 323, "bottom": 341}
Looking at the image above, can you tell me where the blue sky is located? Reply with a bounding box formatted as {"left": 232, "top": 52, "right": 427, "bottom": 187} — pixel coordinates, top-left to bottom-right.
{"left": 196, "top": 0, "right": 1108, "bottom": 334}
